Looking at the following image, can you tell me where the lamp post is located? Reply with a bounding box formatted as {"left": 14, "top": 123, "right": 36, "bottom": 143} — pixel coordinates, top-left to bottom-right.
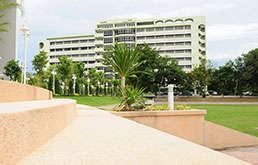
{"left": 72, "top": 74, "right": 76, "bottom": 94}
{"left": 87, "top": 78, "right": 90, "bottom": 95}
{"left": 97, "top": 81, "right": 100, "bottom": 96}
{"left": 106, "top": 82, "right": 108, "bottom": 96}
{"left": 51, "top": 70, "right": 56, "bottom": 95}
{"left": 20, "top": 23, "right": 30, "bottom": 84}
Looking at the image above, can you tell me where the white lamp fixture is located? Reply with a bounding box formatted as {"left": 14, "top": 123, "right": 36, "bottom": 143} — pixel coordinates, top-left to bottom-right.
{"left": 20, "top": 23, "right": 30, "bottom": 84}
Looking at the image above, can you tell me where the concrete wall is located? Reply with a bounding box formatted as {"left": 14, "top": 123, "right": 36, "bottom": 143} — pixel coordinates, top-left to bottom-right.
{"left": 0, "top": 0, "right": 17, "bottom": 77}
{"left": 0, "top": 99, "right": 76, "bottom": 164}
{"left": 0, "top": 80, "right": 52, "bottom": 102}
{"left": 112, "top": 110, "right": 206, "bottom": 145}
{"left": 205, "top": 121, "right": 258, "bottom": 149}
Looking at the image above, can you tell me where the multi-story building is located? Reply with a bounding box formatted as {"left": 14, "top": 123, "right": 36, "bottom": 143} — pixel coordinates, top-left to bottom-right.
{"left": 0, "top": 0, "right": 18, "bottom": 78}
{"left": 39, "top": 16, "right": 206, "bottom": 73}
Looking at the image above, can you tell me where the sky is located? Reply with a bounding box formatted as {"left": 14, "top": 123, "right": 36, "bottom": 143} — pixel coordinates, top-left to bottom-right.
{"left": 17, "top": 0, "right": 258, "bottom": 72}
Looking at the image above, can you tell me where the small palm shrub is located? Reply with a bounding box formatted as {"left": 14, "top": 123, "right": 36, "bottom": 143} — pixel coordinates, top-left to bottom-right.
{"left": 118, "top": 85, "right": 145, "bottom": 111}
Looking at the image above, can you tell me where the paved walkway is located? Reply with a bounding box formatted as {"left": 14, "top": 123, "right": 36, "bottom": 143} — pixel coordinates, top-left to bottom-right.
{"left": 18, "top": 105, "right": 249, "bottom": 164}
{"left": 221, "top": 146, "right": 258, "bottom": 165}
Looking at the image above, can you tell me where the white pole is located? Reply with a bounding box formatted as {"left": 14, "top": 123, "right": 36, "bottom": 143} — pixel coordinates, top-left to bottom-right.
{"left": 53, "top": 73, "right": 55, "bottom": 95}
{"left": 168, "top": 84, "right": 174, "bottom": 110}
{"left": 23, "top": 33, "right": 27, "bottom": 84}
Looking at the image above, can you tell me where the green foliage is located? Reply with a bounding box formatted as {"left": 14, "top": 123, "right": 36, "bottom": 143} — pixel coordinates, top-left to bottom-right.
{"left": 102, "top": 42, "right": 143, "bottom": 110}
{"left": 242, "top": 48, "right": 258, "bottom": 92}
{"left": 68, "top": 80, "right": 74, "bottom": 95}
{"left": 3, "top": 59, "right": 21, "bottom": 81}
{"left": 55, "top": 77, "right": 62, "bottom": 94}
{"left": 48, "top": 75, "right": 53, "bottom": 92}
{"left": 32, "top": 51, "right": 48, "bottom": 75}
{"left": 0, "top": 0, "right": 20, "bottom": 42}
{"left": 145, "top": 104, "right": 191, "bottom": 111}
{"left": 190, "top": 59, "right": 213, "bottom": 97}
{"left": 57, "top": 56, "right": 73, "bottom": 94}
{"left": 118, "top": 85, "right": 145, "bottom": 111}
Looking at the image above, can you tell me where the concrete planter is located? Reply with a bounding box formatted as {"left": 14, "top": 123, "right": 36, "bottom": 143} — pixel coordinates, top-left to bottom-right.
{"left": 112, "top": 109, "right": 206, "bottom": 145}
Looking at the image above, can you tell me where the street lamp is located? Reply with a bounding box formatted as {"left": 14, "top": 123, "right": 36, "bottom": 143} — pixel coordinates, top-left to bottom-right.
{"left": 87, "top": 78, "right": 90, "bottom": 95}
{"left": 51, "top": 70, "right": 56, "bottom": 95}
{"left": 72, "top": 74, "right": 76, "bottom": 94}
{"left": 20, "top": 23, "right": 30, "bottom": 84}
{"left": 106, "top": 82, "right": 108, "bottom": 96}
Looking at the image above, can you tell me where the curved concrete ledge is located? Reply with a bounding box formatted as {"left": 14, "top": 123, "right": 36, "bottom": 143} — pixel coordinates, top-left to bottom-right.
{"left": 112, "top": 110, "right": 206, "bottom": 145}
{"left": 18, "top": 105, "right": 248, "bottom": 164}
{"left": 0, "top": 99, "right": 76, "bottom": 165}
{"left": 0, "top": 80, "right": 52, "bottom": 102}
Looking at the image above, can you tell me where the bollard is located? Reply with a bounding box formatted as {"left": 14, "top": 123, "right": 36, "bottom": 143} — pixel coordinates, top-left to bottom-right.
{"left": 168, "top": 84, "right": 174, "bottom": 110}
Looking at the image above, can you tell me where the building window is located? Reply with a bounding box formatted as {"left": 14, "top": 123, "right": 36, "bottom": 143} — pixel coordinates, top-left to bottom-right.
{"left": 185, "top": 42, "right": 191, "bottom": 45}
{"left": 115, "top": 29, "right": 135, "bottom": 35}
{"left": 185, "top": 57, "right": 192, "bottom": 61}
{"left": 146, "top": 36, "right": 155, "bottom": 39}
{"left": 72, "top": 40, "right": 79, "bottom": 44}
{"left": 185, "top": 25, "right": 191, "bottom": 30}
{"left": 165, "top": 35, "right": 174, "bottom": 38}
{"left": 64, "top": 48, "right": 71, "bottom": 51}
{"left": 185, "top": 49, "right": 192, "bottom": 53}
{"left": 56, "top": 41, "right": 63, "bottom": 45}
{"left": 156, "top": 35, "right": 164, "bottom": 39}
{"left": 146, "top": 28, "right": 154, "bottom": 32}
{"left": 64, "top": 41, "right": 71, "bottom": 44}
{"left": 155, "top": 27, "right": 164, "bottom": 31}
{"left": 50, "top": 49, "right": 55, "bottom": 52}
{"left": 127, "top": 23, "right": 135, "bottom": 26}
{"left": 72, "top": 48, "right": 79, "bottom": 51}
{"left": 137, "top": 36, "right": 145, "bottom": 40}
{"left": 104, "top": 31, "right": 113, "bottom": 36}
{"left": 175, "top": 50, "right": 184, "bottom": 53}
{"left": 175, "top": 42, "right": 184, "bottom": 46}
{"left": 175, "top": 26, "right": 184, "bottom": 30}
{"left": 89, "top": 39, "right": 95, "bottom": 43}
{"left": 50, "top": 42, "right": 55, "bottom": 45}
{"left": 166, "top": 50, "right": 174, "bottom": 54}
{"left": 156, "top": 43, "right": 164, "bottom": 46}
{"left": 165, "top": 27, "right": 174, "bottom": 31}
{"left": 80, "top": 40, "right": 88, "bottom": 43}
{"left": 137, "top": 28, "right": 145, "bottom": 32}
{"left": 165, "top": 42, "right": 174, "bottom": 46}
{"left": 115, "top": 36, "right": 135, "bottom": 42}
{"left": 115, "top": 23, "right": 126, "bottom": 27}
{"left": 185, "top": 34, "right": 191, "bottom": 38}
{"left": 175, "top": 34, "right": 184, "bottom": 38}
{"left": 81, "top": 47, "right": 87, "bottom": 50}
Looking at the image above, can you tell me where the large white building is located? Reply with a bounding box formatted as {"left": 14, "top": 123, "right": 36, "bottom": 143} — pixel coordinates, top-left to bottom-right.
{"left": 0, "top": 0, "right": 18, "bottom": 77}
{"left": 39, "top": 16, "right": 206, "bottom": 73}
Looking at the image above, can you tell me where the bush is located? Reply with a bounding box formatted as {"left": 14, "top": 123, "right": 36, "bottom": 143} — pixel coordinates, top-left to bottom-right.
{"left": 145, "top": 104, "right": 191, "bottom": 111}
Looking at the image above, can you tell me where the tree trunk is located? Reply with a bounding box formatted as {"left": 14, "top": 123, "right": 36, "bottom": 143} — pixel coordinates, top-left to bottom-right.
{"left": 121, "top": 76, "right": 129, "bottom": 110}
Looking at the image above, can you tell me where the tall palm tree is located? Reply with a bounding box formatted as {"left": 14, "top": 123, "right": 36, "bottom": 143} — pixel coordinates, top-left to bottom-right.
{"left": 102, "top": 42, "right": 142, "bottom": 110}
{"left": 0, "top": 0, "right": 20, "bottom": 42}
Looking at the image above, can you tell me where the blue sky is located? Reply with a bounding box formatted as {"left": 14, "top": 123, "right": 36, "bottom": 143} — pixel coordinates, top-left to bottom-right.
{"left": 17, "top": 0, "right": 258, "bottom": 72}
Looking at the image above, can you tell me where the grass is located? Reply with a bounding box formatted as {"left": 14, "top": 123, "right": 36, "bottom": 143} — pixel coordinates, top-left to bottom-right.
{"left": 191, "top": 104, "right": 258, "bottom": 137}
{"left": 54, "top": 96, "right": 122, "bottom": 107}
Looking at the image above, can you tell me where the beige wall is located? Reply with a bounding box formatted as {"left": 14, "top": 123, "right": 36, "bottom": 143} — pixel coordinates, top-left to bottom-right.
{"left": 0, "top": 99, "right": 76, "bottom": 164}
{"left": 0, "top": 80, "right": 52, "bottom": 102}
{"left": 205, "top": 121, "right": 258, "bottom": 149}
{"left": 112, "top": 110, "right": 206, "bottom": 145}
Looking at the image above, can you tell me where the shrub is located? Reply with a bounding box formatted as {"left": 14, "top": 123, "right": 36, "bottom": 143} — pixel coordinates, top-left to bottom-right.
{"left": 145, "top": 104, "right": 191, "bottom": 111}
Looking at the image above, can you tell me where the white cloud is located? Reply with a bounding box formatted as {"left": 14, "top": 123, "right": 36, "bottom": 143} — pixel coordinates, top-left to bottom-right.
{"left": 207, "top": 23, "right": 258, "bottom": 41}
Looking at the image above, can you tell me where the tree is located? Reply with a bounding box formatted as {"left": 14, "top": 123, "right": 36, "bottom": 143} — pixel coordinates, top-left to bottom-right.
{"left": 0, "top": 0, "right": 20, "bottom": 42}
{"left": 32, "top": 51, "right": 48, "bottom": 86}
{"left": 190, "top": 59, "right": 213, "bottom": 97}
{"left": 242, "top": 48, "right": 258, "bottom": 93}
{"left": 56, "top": 56, "right": 73, "bottom": 95}
{"left": 3, "top": 59, "right": 21, "bottom": 81}
{"left": 73, "top": 62, "right": 85, "bottom": 94}
{"left": 102, "top": 42, "right": 142, "bottom": 110}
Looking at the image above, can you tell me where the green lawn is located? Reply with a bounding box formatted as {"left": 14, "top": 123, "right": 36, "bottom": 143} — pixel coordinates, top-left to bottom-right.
{"left": 54, "top": 96, "right": 121, "bottom": 107}
{"left": 191, "top": 104, "right": 258, "bottom": 137}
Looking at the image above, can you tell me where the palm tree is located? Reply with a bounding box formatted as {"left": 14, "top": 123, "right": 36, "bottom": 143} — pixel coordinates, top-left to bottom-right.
{"left": 0, "top": 0, "right": 20, "bottom": 42}
{"left": 102, "top": 42, "right": 142, "bottom": 110}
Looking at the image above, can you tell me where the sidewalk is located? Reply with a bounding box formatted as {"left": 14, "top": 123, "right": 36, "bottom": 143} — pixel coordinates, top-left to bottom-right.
{"left": 18, "top": 104, "right": 248, "bottom": 164}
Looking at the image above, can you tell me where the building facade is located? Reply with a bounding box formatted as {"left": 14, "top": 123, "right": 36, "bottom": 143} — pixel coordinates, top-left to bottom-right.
{"left": 0, "top": 0, "right": 18, "bottom": 78}
{"left": 39, "top": 16, "right": 206, "bottom": 73}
